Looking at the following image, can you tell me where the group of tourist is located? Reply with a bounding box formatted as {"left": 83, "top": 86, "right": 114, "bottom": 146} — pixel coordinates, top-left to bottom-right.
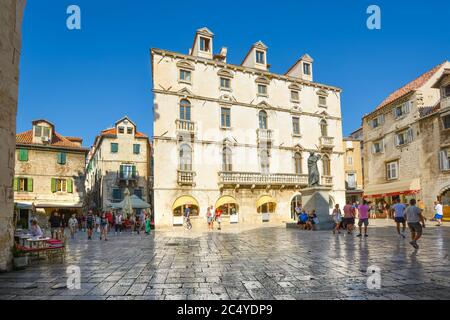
{"left": 296, "top": 198, "right": 431, "bottom": 250}
{"left": 206, "top": 206, "right": 223, "bottom": 231}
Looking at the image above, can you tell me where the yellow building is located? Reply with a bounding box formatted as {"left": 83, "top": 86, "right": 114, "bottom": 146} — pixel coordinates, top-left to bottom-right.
{"left": 343, "top": 138, "right": 364, "bottom": 204}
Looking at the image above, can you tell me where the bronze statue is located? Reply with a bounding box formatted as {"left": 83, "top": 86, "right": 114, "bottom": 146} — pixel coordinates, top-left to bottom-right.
{"left": 307, "top": 152, "right": 322, "bottom": 187}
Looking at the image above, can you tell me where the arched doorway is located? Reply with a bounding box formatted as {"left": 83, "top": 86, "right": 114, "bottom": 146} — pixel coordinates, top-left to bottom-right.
{"left": 290, "top": 194, "right": 302, "bottom": 220}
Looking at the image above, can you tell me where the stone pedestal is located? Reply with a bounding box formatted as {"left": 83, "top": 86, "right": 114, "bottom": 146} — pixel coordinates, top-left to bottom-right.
{"left": 301, "top": 186, "right": 334, "bottom": 231}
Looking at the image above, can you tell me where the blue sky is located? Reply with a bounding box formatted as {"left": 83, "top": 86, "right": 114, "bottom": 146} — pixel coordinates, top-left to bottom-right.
{"left": 18, "top": 0, "right": 450, "bottom": 146}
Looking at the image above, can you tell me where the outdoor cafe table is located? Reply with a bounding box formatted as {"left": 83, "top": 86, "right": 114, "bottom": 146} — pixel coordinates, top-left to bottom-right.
{"left": 25, "top": 237, "right": 51, "bottom": 259}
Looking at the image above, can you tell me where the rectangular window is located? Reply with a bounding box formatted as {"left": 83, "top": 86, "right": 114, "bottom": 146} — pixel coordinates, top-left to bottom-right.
{"left": 221, "top": 107, "right": 231, "bottom": 128}
{"left": 318, "top": 96, "right": 327, "bottom": 107}
{"left": 112, "top": 188, "right": 122, "bottom": 201}
{"left": 439, "top": 150, "right": 450, "bottom": 171}
{"left": 347, "top": 173, "right": 356, "bottom": 189}
{"left": 291, "top": 90, "right": 299, "bottom": 102}
{"left": 292, "top": 117, "right": 300, "bottom": 135}
{"left": 394, "top": 101, "right": 411, "bottom": 119}
{"left": 395, "top": 129, "right": 413, "bottom": 146}
{"left": 18, "top": 149, "right": 28, "bottom": 162}
{"left": 111, "top": 143, "right": 119, "bottom": 153}
{"left": 133, "top": 144, "right": 141, "bottom": 154}
{"left": 258, "top": 84, "right": 267, "bottom": 96}
{"left": 42, "top": 127, "right": 50, "bottom": 138}
{"left": 34, "top": 126, "right": 42, "bottom": 137}
{"left": 371, "top": 114, "right": 385, "bottom": 128}
{"left": 179, "top": 69, "right": 192, "bottom": 83}
{"left": 15, "top": 177, "right": 32, "bottom": 192}
{"left": 118, "top": 127, "right": 125, "bottom": 134}
{"left": 127, "top": 127, "right": 133, "bottom": 134}
{"left": 256, "top": 50, "right": 265, "bottom": 64}
{"left": 443, "top": 115, "right": 450, "bottom": 130}
{"left": 303, "top": 63, "right": 311, "bottom": 75}
{"left": 55, "top": 179, "right": 67, "bottom": 192}
{"left": 199, "top": 37, "right": 210, "bottom": 52}
{"left": 120, "top": 164, "right": 136, "bottom": 179}
{"left": 220, "top": 77, "right": 230, "bottom": 89}
{"left": 57, "top": 152, "right": 67, "bottom": 165}
{"left": 386, "top": 161, "right": 399, "bottom": 180}
{"left": 347, "top": 156, "right": 353, "bottom": 165}
{"left": 372, "top": 140, "right": 384, "bottom": 154}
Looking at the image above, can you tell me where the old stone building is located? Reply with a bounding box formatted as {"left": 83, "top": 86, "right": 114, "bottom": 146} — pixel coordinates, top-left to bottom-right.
{"left": 0, "top": 0, "right": 26, "bottom": 271}
{"left": 151, "top": 27, "right": 346, "bottom": 227}
{"left": 343, "top": 138, "right": 364, "bottom": 204}
{"left": 362, "top": 61, "right": 450, "bottom": 217}
{"left": 85, "top": 117, "right": 152, "bottom": 212}
{"left": 14, "top": 120, "right": 88, "bottom": 227}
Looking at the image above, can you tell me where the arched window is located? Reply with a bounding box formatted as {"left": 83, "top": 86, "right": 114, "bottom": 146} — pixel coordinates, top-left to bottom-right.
{"left": 179, "top": 144, "right": 192, "bottom": 171}
{"left": 259, "top": 110, "right": 268, "bottom": 129}
{"left": 179, "top": 99, "right": 191, "bottom": 121}
{"left": 222, "top": 147, "right": 232, "bottom": 172}
{"left": 294, "top": 152, "right": 302, "bottom": 175}
{"left": 322, "top": 155, "right": 331, "bottom": 176}
{"left": 260, "top": 149, "right": 270, "bottom": 174}
{"left": 320, "top": 119, "right": 328, "bottom": 137}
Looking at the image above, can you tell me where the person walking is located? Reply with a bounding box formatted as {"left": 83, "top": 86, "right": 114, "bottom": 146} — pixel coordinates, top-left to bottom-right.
{"left": 114, "top": 212, "right": 123, "bottom": 235}
{"left": 86, "top": 210, "right": 95, "bottom": 240}
{"left": 357, "top": 201, "right": 370, "bottom": 238}
{"left": 49, "top": 211, "right": 61, "bottom": 239}
{"left": 343, "top": 202, "right": 356, "bottom": 234}
{"left": 215, "top": 207, "right": 222, "bottom": 231}
{"left": 405, "top": 199, "right": 426, "bottom": 250}
{"left": 392, "top": 198, "right": 407, "bottom": 238}
{"left": 100, "top": 212, "right": 108, "bottom": 241}
{"left": 207, "top": 206, "right": 213, "bottom": 231}
{"left": 332, "top": 204, "right": 343, "bottom": 234}
{"left": 434, "top": 200, "right": 443, "bottom": 226}
{"left": 68, "top": 214, "right": 78, "bottom": 239}
{"left": 145, "top": 212, "right": 151, "bottom": 234}
{"left": 106, "top": 211, "right": 113, "bottom": 232}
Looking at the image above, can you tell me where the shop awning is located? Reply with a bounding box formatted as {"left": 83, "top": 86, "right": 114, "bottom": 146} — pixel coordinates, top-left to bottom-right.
{"left": 15, "top": 202, "right": 33, "bottom": 210}
{"left": 215, "top": 196, "right": 237, "bottom": 208}
{"left": 256, "top": 195, "right": 276, "bottom": 208}
{"left": 364, "top": 179, "right": 421, "bottom": 198}
{"left": 109, "top": 195, "right": 151, "bottom": 210}
{"left": 35, "top": 203, "right": 83, "bottom": 209}
{"left": 172, "top": 196, "right": 199, "bottom": 210}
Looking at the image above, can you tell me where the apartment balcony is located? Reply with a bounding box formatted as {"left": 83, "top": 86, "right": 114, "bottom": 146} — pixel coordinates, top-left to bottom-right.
{"left": 442, "top": 96, "right": 450, "bottom": 111}
{"left": 117, "top": 171, "right": 138, "bottom": 181}
{"left": 321, "top": 175, "right": 333, "bottom": 187}
{"left": 256, "top": 129, "right": 273, "bottom": 146}
{"left": 320, "top": 136, "right": 335, "bottom": 149}
{"left": 218, "top": 171, "right": 308, "bottom": 188}
{"left": 177, "top": 170, "right": 196, "bottom": 186}
{"left": 176, "top": 119, "right": 196, "bottom": 135}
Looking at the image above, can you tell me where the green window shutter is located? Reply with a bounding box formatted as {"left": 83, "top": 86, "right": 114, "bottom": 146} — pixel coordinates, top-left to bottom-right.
{"left": 51, "top": 178, "right": 56, "bottom": 193}
{"left": 19, "top": 149, "right": 28, "bottom": 161}
{"left": 67, "top": 179, "right": 73, "bottom": 193}
{"left": 133, "top": 144, "right": 140, "bottom": 154}
{"left": 132, "top": 166, "right": 137, "bottom": 177}
{"left": 27, "top": 178, "right": 33, "bottom": 192}
{"left": 111, "top": 143, "right": 118, "bottom": 153}
{"left": 13, "top": 178, "right": 18, "bottom": 191}
{"left": 57, "top": 152, "right": 67, "bottom": 164}
{"left": 57, "top": 153, "right": 61, "bottom": 164}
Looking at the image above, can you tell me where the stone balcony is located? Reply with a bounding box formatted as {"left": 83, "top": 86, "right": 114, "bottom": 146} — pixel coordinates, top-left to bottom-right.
{"left": 321, "top": 175, "right": 333, "bottom": 187}
{"left": 177, "top": 170, "right": 196, "bottom": 186}
{"left": 320, "top": 136, "right": 335, "bottom": 149}
{"left": 256, "top": 129, "right": 273, "bottom": 146}
{"left": 176, "top": 119, "right": 196, "bottom": 135}
{"left": 218, "top": 171, "right": 308, "bottom": 188}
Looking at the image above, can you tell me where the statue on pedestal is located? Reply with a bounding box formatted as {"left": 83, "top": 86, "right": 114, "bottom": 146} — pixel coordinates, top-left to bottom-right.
{"left": 307, "top": 152, "right": 322, "bottom": 187}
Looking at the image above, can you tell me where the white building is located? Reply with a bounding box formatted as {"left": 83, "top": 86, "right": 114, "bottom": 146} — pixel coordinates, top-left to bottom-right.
{"left": 151, "top": 27, "right": 345, "bottom": 227}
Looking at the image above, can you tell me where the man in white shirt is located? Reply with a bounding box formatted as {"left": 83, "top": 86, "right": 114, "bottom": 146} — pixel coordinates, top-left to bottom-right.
{"left": 434, "top": 201, "right": 444, "bottom": 226}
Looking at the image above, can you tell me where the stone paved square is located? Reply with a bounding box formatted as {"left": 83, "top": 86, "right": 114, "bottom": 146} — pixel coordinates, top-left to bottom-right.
{"left": 1, "top": 222, "right": 450, "bottom": 300}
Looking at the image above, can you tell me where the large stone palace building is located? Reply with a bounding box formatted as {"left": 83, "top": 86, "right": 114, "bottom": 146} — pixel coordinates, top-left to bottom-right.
{"left": 362, "top": 61, "right": 450, "bottom": 217}
{"left": 85, "top": 117, "right": 152, "bottom": 212}
{"left": 151, "top": 27, "right": 346, "bottom": 227}
{"left": 14, "top": 120, "right": 88, "bottom": 227}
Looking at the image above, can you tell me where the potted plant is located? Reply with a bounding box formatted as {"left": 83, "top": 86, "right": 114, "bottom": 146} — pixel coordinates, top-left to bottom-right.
{"left": 12, "top": 244, "right": 28, "bottom": 270}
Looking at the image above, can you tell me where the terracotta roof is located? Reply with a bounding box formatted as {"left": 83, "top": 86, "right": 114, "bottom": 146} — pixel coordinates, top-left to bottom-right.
{"left": 376, "top": 61, "right": 447, "bottom": 110}
{"left": 16, "top": 130, "right": 86, "bottom": 150}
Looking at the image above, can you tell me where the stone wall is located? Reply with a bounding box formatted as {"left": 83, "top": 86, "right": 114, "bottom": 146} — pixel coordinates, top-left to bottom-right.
{"left": 0, "top": 0, "right": 26, "bottom": 272}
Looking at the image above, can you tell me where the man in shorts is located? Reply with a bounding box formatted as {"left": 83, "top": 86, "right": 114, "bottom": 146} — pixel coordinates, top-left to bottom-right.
{"left": 86, "top": 210, "right": 95, "bottom": 240}
{"left": 343, "top": 202, "right": 355, "bottom": 234}
{"left": 357, "top": 201, "right": 370, "bottom": 238}
{"left": 405, "top": 199, "right": 426, "bottom": 250}
{"left": 392, "top": 198, "right": 407, "bottom": 238}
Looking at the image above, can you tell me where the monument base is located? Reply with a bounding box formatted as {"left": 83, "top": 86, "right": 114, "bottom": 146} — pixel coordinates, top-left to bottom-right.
{"left": 302, "top": 186, "right": 335, "bottom": 231}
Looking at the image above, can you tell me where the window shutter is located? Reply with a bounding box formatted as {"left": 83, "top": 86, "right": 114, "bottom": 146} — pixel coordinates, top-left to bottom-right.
{"left": 27, "top": 178, "right": 33, "bottom": 192}
{"left": 61, "top": 153, "right": 67, "bottom": 164}
{"left": 440, "top": 151, "right": 449, "bottom": 171}
{"left": 407, "top": 128, "right": 414, "bottom": 143}
{"left": 394, "top": 135, "right": 399, "bottom": 146}
{"left": 119, "top": 165, "right": 124, "bottom": 174}
{"left": 51, "top": 178, "right": 56, "bottom": 193}
{"left": 372, "top": 144, "right": 376, "bottom": 154}
{"left": 380, "top": 114, "right": 385, "bottom": 124}
{"left": 393, "top": 108, "right": 397, "bottom": 118}
{"left": 13, "top": 178, "right": 18, "bottom": 191}
{"left": 19, "top": 149, "right": 28, "bottom": 161}
{"left": 67, "top": 179, "right": 73, "bottom": 193}
{"left": 404, "top": 101, "right": 411, "bottom": 113}
{"left": 132, "top": 165, "right": 137, "bottom": 177}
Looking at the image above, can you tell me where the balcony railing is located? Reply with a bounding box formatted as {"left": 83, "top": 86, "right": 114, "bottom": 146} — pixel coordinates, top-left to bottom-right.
{"left": 442, "top": 96, "right": 450, "bottom": 110}
{"left": 177, "top": 170, "right": 196, "bottom": 186}
{"left": 218, "top": 171, "right": 308, "bottom": 187}
{"left": 320, "top": 136, "right": 335, "bottom": 148}
{"left": 321, "top": 175, "right": 333, "bottom": 187}
{"left": 176, "top": 119, "right": 196, "bottom": 134}
{"left": 256, "top": 129, "right": 273, "bottom": 143}
{"left": 117, "top": 171, "right": 138, "bottom": 181}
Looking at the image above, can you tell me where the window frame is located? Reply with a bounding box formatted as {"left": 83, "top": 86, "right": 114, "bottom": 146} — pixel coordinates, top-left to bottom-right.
{"left": 386, "top": 161, "right": 399, "bottom": 180}
{"left": 303, "top": 63, "right": 311, "bottom": 75}
{"left": 111, "top": 143, "right": 119, "bottom": 153}
{"left": 220, "top": 77, "right": 231, "bottom": 90}
{"left": 133, "top": 144, "right": 141, "bottom": 155}
{"left": 292, "top": 117, "right": 301, "bottom": 136}
{"left": 259, "top": 110, "right": 268, "bottom": 130}
{"left": 179, "top": 99, "right": 192, "bottom": 121}
{"left": 442, "top": 114, "right": 450, "bottom": 130}
{"left": 179, "top": 144, "right": 193, "bottom": 171}
{"left": 291, "top": 90, "right": 300, "bottom": 102}
{"left": 222, "top": 147, "right": 233, "bottom": 172}
{"left": 257, "top": 84, "right": 268, "bottom": 96}
{"left": 220, "top": 107, "right": 231, "bottom": 128}
{"left": 318, "top": 95, "right": 327, "bottom": 107}
{"left": 57, "top": 152, "right": 67, "bottom": 165}
{"left": 179, "top": 69, "right": 192, "bottom": 84}
{"left": 322, "top": 155, "right": 331, "bottom": 176}
{"left": 199, "top": 37, "right": 211, "bottom": 52}
{"left": 255, "top": 50, "right": 265, "bottom": 64}
{"left": 294, "top": 152, "right": 302, "bottom": 175}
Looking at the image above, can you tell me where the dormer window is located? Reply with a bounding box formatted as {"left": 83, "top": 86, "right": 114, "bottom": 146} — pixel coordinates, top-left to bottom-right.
{"left": 303, "top": 63, "right": 311, "bottom": 75}
{"left": 127, "top": 127, "right": 133, "bottom": 134}
{"left": 34, "top": 125, "right": 50, "bottom": 138}
{"left": 199, "top": 37, "right": 211, "bottom": 52}
{"left": 256, "top": 50, "right": 265, "bottom": 64}
{"left": 118, "top": 126, "right": 125, "bottom": 134}
{"left": 179, "top": 69, "right": 192, "bottom": 83}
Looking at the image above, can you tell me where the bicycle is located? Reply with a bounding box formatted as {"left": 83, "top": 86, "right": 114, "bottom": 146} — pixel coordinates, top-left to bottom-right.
{"left": 184, "top": 216, "right": 192, "bottom": 230}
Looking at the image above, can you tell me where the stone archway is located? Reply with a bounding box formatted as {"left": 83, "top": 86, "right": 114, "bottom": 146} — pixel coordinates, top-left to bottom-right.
{"left": 0, "top": 0, "right": 26, "bottom": 271}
